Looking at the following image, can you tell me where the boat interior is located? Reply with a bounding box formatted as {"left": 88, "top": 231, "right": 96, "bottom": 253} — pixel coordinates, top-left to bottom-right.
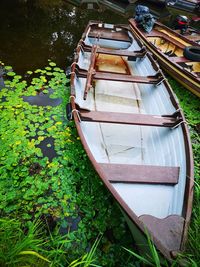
{"left": 147, "top": 35, "right": 200, "bottom": 75}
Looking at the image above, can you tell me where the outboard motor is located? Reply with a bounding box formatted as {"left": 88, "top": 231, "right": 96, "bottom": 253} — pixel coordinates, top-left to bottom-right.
{"left": 135, "top": 5, "right": 155, "bottom": 33}
{"left": 174, "top": 15, "right": 189, "bottom": 34}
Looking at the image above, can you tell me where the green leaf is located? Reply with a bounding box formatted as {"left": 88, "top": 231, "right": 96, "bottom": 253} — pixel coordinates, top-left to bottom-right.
{"left": 7, "top": 71, "right": 16, "bottom": 76}
{"left": 49, "top": 62, "right": 56, "bottom": 67}
{"left": 4, "top": 66, "right": 12, "bottom": 71}
{"left": 19, "top": 251, "right": 51, "bottom": 263}
{"left": 27, "top": 71, "right": 33, "bottom": 75}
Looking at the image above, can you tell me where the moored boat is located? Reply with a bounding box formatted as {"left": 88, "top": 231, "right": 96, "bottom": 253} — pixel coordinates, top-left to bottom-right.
{"left": 166, "top": 0, "right": 200, "bottom": 13}
{"left": 68, "top": 21, "right": 194, "bottom": 261}
{"left": 129, "top": 19, "right": 200, "bottom": 97}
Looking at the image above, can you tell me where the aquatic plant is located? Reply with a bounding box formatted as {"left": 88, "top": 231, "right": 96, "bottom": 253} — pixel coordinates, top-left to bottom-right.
{"left": 0, "top": 61, "right": 199, "bottom": 266}
{"left": 0, "top": 61, "right": 135, "bottom": 266}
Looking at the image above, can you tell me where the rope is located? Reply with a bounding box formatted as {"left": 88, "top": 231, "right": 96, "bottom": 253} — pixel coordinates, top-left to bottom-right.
{"left": 172, "top": 108, "right": 182, "bottom": 117}
{"left": 71, "top": 62, "right": 77, "bottom": 68}
{"left": 69, "top": 95, "right": 76, "bottom": 101}
{"left": 77, "top": 43, "right": 84, "bottom": 52}
{"left": 156, "top": 77, "right": 167, "bottom": 86}
{"left": 68, "top": 71, "right": 75, "bottom": 75}
{"left": 171, "top": 120, "right": 187, "bottom": 130}
{"left": 72, "top": 109, "right": 81, "bottom": 122}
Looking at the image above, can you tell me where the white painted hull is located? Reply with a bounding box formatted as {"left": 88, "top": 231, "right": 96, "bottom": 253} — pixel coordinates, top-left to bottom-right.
{"left": 70, "top": 22, "right": 194, "bottom": 260}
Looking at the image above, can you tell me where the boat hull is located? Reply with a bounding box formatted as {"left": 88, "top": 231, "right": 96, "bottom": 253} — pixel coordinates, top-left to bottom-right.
{"left": 69, "top": 21, "right": 194, "bottom": 261}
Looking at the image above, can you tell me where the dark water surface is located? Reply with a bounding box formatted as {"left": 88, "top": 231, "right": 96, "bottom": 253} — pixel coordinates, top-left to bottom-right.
{"left": 0, "top": 0, "right": 198, "bottom": 74}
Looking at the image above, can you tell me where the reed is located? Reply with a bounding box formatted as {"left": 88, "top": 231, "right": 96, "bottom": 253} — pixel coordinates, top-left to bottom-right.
{"left": 0, "top": 218, "right": 50, "bottom": 266}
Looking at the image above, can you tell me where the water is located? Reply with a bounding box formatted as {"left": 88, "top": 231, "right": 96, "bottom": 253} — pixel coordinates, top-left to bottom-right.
{"left": 0, "top": 0, "right": 127, "bottom": 74}
{"left": 0, "top": 0, "right": 198, "bottom": 74}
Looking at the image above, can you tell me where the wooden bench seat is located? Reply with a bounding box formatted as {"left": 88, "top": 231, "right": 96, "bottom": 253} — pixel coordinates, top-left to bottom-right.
{"left": 100, "top": 163, "right": 179, "bottom": 184}
{"left": 88, "top": 28, "right": 131, "bottom": 42}
{"left": 93, "top": 72, "right": 161, "bottom": 84}
{"left": 79, "top": 41, "right": 147, "bottom": 58}
{"left": 75, "top": 67, "right": 163, "bottom": 85}
{"left": 79, "top": 110, "right": 181, "bottom": 128}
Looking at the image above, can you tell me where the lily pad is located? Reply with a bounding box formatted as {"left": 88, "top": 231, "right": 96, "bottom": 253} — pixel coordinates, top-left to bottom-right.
{"left": 49, "top": 62, "right": 56, "bottom": 67}
{"left": 7, "top": 71, "right": 16, "bottom": 76}
{"left": 4, "top": 66, "right": 12, "bottom": 71}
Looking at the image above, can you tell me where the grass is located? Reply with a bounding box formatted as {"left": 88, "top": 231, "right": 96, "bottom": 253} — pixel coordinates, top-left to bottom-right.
{"left": 0, "top": 218, "right": 50, "bottom": 266}
{"left": 0, "top": 61, "right": 199, "bottom": 266}
{"left": 0, "top": 217, "right": 103, "bottom": 267}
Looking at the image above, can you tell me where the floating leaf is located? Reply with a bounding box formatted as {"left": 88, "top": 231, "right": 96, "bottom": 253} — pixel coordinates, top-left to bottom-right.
{"left": 7, "top": 71, "right": 16, "bottom": 76}
{"left": 14, "top": 75, "right": 22, "bottom": 80}
{"left": 4, "top": 66, "right": 12, "bottom": 71}
{"left": 54, "top": 67, "right": 61, "bottom": 72}
{"left": 34, "top": 69, "right": 42, "bottom": 73}
{"left": 46, "top": 72, "right": 53, "bottom": 76}
{"left": 38, "top": 131, "right": 44, "bottom": 135}
{"left": 49, "top": 62, "right": 56, "bottom": 67}
{"left": 27, "top": 71, "right": 33, "bottom": 75}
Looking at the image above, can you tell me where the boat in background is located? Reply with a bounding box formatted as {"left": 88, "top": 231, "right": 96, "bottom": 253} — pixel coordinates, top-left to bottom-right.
{"left": 166, "top": 0, "right": 200, "bottom": 13}
{"left": 68, "top": 21, "right": 194, "bottom": 261}
{"left": 129, "top": 19, "right": 200, "bottom": 97}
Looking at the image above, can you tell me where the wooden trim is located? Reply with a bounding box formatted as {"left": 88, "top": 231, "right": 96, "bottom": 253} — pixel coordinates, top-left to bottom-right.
{"left": 99, "top": 163, "right": 180, "bottom": 184}
{"left": 79, "top": 110, "right": 181, "bottom": 127}
{"left": 88, "top": 29, "right": 131, "bottom": 42}
{"left": 80, "top": 41, "right": 147, "bottom": 58}
{"left": 93, "top": 72, "right": 161, "bottom": 83}
{"left": 75, "top": 67, "right": 163, "bottom": 85}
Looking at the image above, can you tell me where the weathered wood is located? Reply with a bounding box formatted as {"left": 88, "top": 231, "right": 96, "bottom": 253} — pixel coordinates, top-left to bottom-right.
{"left": 80, "top": 41, "right": 147, "bottom": 58}
{"left": 94, "top": 72, "right": 162, "bottom": 83}
{"left": 76, "top": 67, "right": 163, "bottom": 84}
{"left": 83, "top": 45, "right": 98, "bottom": 100}
{"left": 79, "top": 110, "right": 180, "bottom": 127}
{"left": 100, "top": 163, "right": 179, "bottom": 184}
{"left": 139, "top": 215, "right": 184, "bottom": 253}
{"left": 145, "top": 30, "right": 186, "bottom": 49}
{"left": 88, "top": 27, "right": 131, "bottom": 42}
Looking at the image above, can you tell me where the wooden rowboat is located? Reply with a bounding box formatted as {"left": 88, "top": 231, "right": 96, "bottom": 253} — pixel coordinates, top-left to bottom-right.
{"left": 129, "top": 19, "right": 200, "bottom": 98}
{"left": 68, "top": 21, "right": 194, "bottom": 261}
